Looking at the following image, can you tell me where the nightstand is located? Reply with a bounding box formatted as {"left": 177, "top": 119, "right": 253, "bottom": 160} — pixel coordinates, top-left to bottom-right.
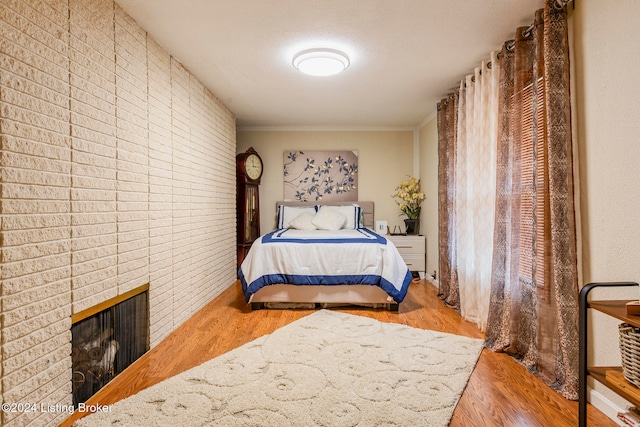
{"left": 386, "top": 235, "right": 426, "bottom": 274}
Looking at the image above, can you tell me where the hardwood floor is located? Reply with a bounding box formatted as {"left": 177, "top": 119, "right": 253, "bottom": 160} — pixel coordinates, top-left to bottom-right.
{"left": 59, "top": 279, "right": 615, "bottom": 427}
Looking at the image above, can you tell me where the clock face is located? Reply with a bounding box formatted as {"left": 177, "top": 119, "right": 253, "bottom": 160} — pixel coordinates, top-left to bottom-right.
{"left": 245, "top": 153, "right": 263, "bottom": 180}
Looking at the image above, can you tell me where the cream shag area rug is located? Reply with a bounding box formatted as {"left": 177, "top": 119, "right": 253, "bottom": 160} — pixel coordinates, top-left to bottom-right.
{"left": 74, "top": 310, "right": 484, "bottom": 427}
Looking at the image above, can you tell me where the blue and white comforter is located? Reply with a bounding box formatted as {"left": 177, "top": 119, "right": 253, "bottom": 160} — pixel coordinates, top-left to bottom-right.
{"left": 238, "top": 228, "right": 412, "bottom": 303}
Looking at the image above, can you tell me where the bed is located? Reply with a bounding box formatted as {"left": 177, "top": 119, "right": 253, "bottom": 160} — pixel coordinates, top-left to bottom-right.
{"left": 238, "top": 201, "right": 412, "bottom": 311}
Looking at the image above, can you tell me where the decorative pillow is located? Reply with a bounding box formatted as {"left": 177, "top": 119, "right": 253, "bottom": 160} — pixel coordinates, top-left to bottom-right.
{"left": 276, "top": 205, "right": 317, "bottom": 229}
{"left": 317, "top": 204, "right": 363, "bottom": 229}
{"left": 288, "top": 212, "right": 317, "bottom": 230}
{"left": 311, "top": 206, "right": 347, "bottom": 231}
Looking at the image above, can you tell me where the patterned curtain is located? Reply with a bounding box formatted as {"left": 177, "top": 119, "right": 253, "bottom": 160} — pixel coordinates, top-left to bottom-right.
{"left": 485, "top": 0, "right": 579, "bottom": 400}
{"left": 455, "top": 54, "right": 500, "bottom": 332}
{"left": 437, "top": 92, "right": 459, "bottom": 310}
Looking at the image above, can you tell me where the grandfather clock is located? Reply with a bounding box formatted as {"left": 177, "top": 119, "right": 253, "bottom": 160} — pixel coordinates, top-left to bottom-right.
{"left": 236, "top": 147, "right": 263, "bottom": 267}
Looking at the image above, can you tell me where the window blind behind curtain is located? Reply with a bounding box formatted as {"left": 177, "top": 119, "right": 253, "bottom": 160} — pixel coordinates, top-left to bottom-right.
{"left": 518, "top": 77, "right": 551, "bottom": 302}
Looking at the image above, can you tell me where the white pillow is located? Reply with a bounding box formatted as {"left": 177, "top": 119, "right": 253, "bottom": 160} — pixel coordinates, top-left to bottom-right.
{"left": 288, "top": 212, "right": 317, "bottom": 230}
{"left": 312, "top": 206, "right": 347, "bottom": 231}
{"left": 276, "top": 205, "right": 317, "bottom": 229}
{"left": 317, "top": 204, "right": 362, "bottom": 229}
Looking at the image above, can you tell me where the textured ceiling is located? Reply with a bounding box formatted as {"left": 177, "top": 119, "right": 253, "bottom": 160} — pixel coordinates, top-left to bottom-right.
{"left": 114, "top": 0, "right": 542, "bottom": 129}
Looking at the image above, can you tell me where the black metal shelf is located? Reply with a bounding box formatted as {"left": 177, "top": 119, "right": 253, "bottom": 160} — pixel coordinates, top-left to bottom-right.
{"left": 579, "top": 282, "right": 639, "bottom": 427}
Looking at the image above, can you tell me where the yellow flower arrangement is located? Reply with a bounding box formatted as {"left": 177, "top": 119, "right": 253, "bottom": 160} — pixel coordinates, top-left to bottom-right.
{"left": 392, "top": 176, "right": 425, "bottom": 220}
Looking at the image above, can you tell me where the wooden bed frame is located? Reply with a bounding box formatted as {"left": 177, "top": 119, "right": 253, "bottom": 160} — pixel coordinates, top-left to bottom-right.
{"left": 249, "top": 201, "right": 399, "bottom": 311}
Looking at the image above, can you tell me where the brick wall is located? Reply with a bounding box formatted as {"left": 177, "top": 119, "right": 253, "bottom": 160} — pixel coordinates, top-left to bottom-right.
{"left": 0, "top": 1, "right": 237, "bottom": 425}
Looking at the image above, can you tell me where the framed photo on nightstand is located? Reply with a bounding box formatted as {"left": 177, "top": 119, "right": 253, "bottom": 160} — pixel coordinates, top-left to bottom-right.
{"left": 375, "top": 220, "right": 388, "bottom": 234}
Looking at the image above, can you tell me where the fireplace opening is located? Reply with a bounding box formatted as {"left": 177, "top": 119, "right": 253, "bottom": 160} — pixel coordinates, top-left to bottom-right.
{"left": 71, "top": 285, "right": 149, "bottom": 407}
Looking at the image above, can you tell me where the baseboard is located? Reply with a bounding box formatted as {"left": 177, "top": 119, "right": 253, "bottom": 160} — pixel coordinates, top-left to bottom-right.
{"left": 424, "top": 275, "right": 439, "bottom": 288}
{"left": 588, "top": 387, "right": 627, "bottom": 426}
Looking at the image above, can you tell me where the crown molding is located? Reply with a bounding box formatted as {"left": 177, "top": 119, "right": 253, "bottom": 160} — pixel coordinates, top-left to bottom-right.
{"left": 417, "top": 109, "right": 437, "bottom": 130}
{"left": 237, "top": 125, "right": 417, "bottom": 132}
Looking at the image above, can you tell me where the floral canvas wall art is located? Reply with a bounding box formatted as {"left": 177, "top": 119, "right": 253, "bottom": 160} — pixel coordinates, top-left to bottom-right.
{"left": 283, "top": 151, "right": 358, "bottom": 202}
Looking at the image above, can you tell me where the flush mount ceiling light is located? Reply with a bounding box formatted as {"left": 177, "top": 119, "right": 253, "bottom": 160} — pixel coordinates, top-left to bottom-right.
{"left": 292, "top": 48, "right": 350, "bottom": 76}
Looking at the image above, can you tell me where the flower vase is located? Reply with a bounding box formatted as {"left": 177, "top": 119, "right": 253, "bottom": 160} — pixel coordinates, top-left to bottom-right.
{"left": 404, "top": 219, "right": 420, "bottom": 235}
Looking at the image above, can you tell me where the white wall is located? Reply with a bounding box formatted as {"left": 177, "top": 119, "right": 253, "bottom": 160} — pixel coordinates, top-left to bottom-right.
{"left": 574, "top": 0, "right": 640, "bottom": 411}
{"left": 237, "top": 130, "right": 414, "bottom": 234}
{"left": 417, "top": 115, "right": 439, "bottom": 278}
{"left": 575, "top": 2, "right": 640, "bottom": 281}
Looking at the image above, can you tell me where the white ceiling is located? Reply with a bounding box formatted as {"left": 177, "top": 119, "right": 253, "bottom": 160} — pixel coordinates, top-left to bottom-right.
{"left": 114, "top": 0, "right": 542, "bottom": 129}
